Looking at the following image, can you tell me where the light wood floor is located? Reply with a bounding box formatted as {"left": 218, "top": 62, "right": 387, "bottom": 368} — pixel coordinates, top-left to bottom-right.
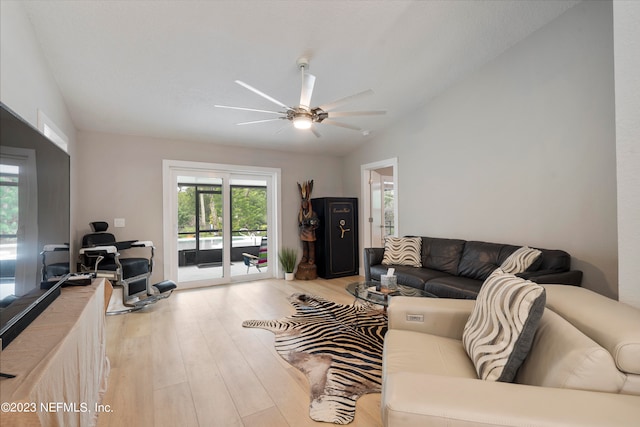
{"left": 96, "top": 276, "right": 383, "bottom": 427}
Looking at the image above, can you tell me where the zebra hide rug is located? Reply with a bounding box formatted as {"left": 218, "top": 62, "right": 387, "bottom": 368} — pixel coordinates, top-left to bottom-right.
{"left": 242, "top": 293, "right": 387, "bottom": 424}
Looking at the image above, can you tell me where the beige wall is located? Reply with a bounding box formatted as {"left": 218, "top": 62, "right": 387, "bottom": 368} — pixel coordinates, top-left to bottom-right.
{"left": 75, "top": 131, "right": 343, "bottom": 284}
{"left": 344, "top": 0, "right": 619, "bottom": 298}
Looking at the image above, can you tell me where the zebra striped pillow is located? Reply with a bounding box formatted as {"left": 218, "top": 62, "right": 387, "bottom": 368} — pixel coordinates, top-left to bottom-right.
{"left": 381, "top": 237, "right": 422, "bottom": 267}
{"left": 500, "top": 246, "right": 542, "bottom": 274}
{"left": 462, "top": 269, "right": 546, "bottom": 382}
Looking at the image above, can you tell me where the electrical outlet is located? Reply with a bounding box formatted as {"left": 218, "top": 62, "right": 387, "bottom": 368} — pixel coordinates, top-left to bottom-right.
{"left": 114, "top": 218, "right": 125, "bottom": 228}
{"left": 406, "top": 314, "right": 424, "bottom": 322}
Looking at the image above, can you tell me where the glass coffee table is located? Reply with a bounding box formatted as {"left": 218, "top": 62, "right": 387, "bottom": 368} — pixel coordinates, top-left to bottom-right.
{"left": 346, "top": 281, "right": 437, "bottom": 312}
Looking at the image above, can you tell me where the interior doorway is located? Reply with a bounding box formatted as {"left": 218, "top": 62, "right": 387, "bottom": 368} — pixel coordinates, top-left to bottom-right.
{"left": 361, "top": 158, "right": 398, "bottom": 252}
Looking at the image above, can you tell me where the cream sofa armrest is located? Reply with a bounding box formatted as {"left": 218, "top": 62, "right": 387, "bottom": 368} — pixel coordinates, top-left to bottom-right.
{"left": 387, "top": 296, "right": 474, "bottom": 339}
{"left": 383, "top": 372, "right": 640, "bottom": 427}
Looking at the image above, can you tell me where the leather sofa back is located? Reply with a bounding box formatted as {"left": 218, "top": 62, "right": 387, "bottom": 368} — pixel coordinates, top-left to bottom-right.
{"left": 455, "top": 241, "right": 569, "bottom": 281}
{"left": 536, "top": 249, "right": 571, "bottom": 271}
{"left": 457, "top": 241, "right": 513, "bottom": 280}
{"left": 420, "top": 237, "right": 465, "bottom": 276}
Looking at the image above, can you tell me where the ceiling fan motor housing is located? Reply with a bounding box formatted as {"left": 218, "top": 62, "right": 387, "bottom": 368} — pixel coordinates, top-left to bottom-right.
{"left": 297, "top": 57, "right": 310, "bottom": 71}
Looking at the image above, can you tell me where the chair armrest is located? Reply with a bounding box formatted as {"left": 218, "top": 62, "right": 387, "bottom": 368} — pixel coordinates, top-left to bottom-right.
{"left": 364, "top": 247, "right": 384, "bottom": 281}
{"left": 383, "top": 372, "right": 640, "bottom": 427}
{"left": 517, "top": 269, "right": 583, "bottom": 285}
{"left": 387, "top": 296, "right": 474, "bottom": 339}
{"left": 113, "top": 240, "right": 154, "bottom": 250}
{"left": 79, "top": 245, "right": 118, "bottom": 255}
{"left": 242, "top": 253, "right": 259, "bottom": 260}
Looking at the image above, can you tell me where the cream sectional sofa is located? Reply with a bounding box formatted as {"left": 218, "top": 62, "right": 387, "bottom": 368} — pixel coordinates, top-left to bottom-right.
{"left": 382, "top": 285, "right": 640, "bottom": 426}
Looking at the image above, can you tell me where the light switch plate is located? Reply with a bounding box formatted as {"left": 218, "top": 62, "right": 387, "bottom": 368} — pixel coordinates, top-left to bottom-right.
{"left": 114, "top": 218, "right": 125, "bottom": 228}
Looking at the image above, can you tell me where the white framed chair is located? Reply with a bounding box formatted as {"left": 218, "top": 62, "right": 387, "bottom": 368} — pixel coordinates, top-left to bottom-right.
{"left": 242, "top": 237, "right": 268, "bottom": 273}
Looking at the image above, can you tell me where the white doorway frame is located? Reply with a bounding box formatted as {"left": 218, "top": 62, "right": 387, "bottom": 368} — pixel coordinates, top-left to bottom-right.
{"left": 361, "top": 157, "right": 399, "bottom": 252}
{"left": 162, "top": 159, "right": 281, "bottom": 289}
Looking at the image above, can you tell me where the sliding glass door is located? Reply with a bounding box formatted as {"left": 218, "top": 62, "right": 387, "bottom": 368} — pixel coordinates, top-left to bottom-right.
{"left": 163, "top": 161, "right": 280, "bottom": 289}
{"left": 229, "top": 177, "right": 268, "bottom": 279}
{"left": 177, "top": 180, "right": 224, "bottom": 276}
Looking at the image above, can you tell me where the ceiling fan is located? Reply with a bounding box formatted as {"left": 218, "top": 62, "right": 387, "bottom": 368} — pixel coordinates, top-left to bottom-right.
{"left": 214, "top": 58, "right": 386, "bottom": 137}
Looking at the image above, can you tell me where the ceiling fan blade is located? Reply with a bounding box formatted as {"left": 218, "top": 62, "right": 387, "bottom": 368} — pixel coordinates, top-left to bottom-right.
{"left": 327, "top": 110, "right": 386, "bottom": 118}
{"left": 235, "top": 80, "right": 292, "bottom": 110}
{"left": 236, "top": 118, "right": 284, "bottom": 126}
{"left": 299, "top": 73, "right": 316, "bottom": 109}
{"left": 214, "top": 105, "right": 284, "bottom": 115}
{"left": 310, "top": 126, "right": 321, "bottom": 138}
{"left": 317, "top": 89, "right": 374, "bottom": 112}
{"left": 322, "top": 119, "right": 362, "bottom": 131}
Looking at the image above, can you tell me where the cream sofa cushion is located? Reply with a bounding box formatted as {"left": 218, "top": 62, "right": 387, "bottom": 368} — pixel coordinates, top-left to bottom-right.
{"left": 382, "top": 372, "right": 640, "bottom": 427}
{"left": 544, "top": 285, "right": 640, "bottom": 375}
{"left": 620, "top": 373, "right": 640, "bottom": 395}
{"left": 383, "top": 329, "right": 477, "bottom": 380}
{"left": 516, "top": 308, "right": 626, "bottom": 392}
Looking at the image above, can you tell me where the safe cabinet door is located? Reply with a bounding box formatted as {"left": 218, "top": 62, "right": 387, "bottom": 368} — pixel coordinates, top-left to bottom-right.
{"left": 312, "top": 197, "right": 358, "bottom": 278}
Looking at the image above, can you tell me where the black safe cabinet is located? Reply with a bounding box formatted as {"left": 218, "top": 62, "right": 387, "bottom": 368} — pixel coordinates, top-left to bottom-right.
{"left": 311, "top": 197, "right": 359, "bottom": 279}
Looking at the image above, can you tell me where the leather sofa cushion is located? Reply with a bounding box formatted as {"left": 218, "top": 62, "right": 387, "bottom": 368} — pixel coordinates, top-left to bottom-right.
{"left": 516, "top": 308, "right": 626, "bottom": 393}
{"left": 537, "top": 249, "right": 571, "bottom": 271}
{"left": 421, "top": 237, "right": 466, "bottom": 276}
{"left": 544, "top": 285, "right": 640, "bottom": 376}
{"left": 424, "top": 276, "right": 481, "bottom": 299}
{"left": 382, "top": 372, "right": 640, "bottom": 427}
{"left": 457, "top": 241, "right": 507, "bottom": 280}
{"left": 369, "top": 265, "right": 449, "bottom": 289}
{"left": 383, "top": 329, "right": 477, "bottom": 380}
{"left": 621, "top": 374, "right": 640, "bottom": 395}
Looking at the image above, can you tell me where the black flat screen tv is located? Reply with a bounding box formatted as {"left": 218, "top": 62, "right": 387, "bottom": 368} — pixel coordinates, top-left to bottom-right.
{"left": 0, "top": 102, "right": 70, "bottom": 349}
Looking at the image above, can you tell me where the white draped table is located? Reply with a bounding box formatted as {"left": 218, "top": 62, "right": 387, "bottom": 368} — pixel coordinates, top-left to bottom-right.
{"left": 1, "top": 279, "right": 112, "bottom": 427}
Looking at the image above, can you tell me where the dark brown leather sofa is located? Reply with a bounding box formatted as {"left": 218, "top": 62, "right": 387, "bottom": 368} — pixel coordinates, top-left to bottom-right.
{"left": 364, "top": 236, "right": 582, "bottom": 299}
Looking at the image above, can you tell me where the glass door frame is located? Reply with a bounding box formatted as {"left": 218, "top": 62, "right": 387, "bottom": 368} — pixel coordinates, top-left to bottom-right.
{"left": 163, "top": 160, "right": 281, "bottom": 289}
{"left": 193, "top": 183, "right": 223, "bottom": 267}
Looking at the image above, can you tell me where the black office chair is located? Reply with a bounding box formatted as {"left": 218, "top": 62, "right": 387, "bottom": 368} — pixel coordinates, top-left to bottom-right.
{"left": 79, "top": 221, "right": 175, "bottom": 314}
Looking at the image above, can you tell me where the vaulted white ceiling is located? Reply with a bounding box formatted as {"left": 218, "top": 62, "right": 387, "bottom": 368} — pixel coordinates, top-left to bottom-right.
{"left": 21, "top": 0, "right": 579, "bottom": 155}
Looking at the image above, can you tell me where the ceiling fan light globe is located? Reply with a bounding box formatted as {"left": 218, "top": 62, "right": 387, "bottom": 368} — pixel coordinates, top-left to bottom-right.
{"left": 293, "top": 115, "right": 313, "bottom": 130}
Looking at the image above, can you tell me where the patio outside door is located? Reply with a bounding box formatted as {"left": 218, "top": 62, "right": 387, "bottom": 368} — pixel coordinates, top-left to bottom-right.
{"left": 163, "top": 160, "right": 279, "bottom": 290}
{"left": 177, "top": 180, "right": 224, "bottom": 272}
